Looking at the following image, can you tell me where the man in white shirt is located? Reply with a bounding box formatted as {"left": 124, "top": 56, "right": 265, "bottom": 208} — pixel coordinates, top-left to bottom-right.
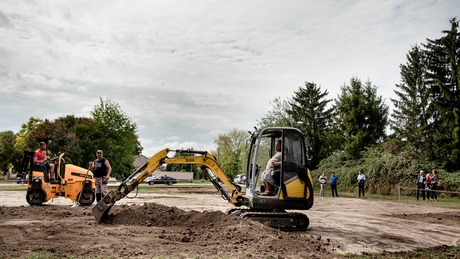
{"left": 319, "top": 172, "right": 327, "bottom": 197}
{"left": 261, "top": 140, "right": 282, "bottom": 196}
{"left": 415, "top": 170, "right": 426, "bottom": 200}
{"left": 357, "top": 170, "right": 366, "bottom": 198}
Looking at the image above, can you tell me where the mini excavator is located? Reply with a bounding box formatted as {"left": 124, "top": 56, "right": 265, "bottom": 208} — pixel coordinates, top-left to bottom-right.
{"left": 92, "top": 127, "right": 314, "bottom": 230}
{"left": 18, "top": 151, "right": 95, "bottom": 206}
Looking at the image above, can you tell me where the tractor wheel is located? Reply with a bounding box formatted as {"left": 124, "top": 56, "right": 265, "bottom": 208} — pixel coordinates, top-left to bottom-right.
{"left": 26, "top": 188, "right": 46, "bottom": 205}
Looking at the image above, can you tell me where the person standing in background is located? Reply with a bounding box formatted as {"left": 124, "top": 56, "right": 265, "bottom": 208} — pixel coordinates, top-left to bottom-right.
{"left": 319, "top": 172, "right": 327, "bottom": 197}
{"left": 357, "top": 170, "right": 366, "bottom": 198}
{"left": 430, "top": 169, "right": 439, "bottom": 202}
{"left": 330, "top": 172, "right": 339, "bottom": 197}
{"left": 90, "top": 150, "right": 112, "bottom": 202}
{"left": 414, "top": 170, "right": 426, "bottom": 201}
{"left": 425, "top": 173, "right": 432, "bottom": 201}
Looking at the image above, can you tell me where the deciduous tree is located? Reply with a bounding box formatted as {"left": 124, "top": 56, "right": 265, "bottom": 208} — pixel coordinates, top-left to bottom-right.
{"left": 0, "top": 131, "right": 22, "bottom": 174}
{"left": 215, "top": 129, "right": 249, "bottom": 178}
{"left": 91, "top": 98, "right": 142, "bottom": 179}
{"left": 258, "top": 97, "right": 293, "bottom": 127}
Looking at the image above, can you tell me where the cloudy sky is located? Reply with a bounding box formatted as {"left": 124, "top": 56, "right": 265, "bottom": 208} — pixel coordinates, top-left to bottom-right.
{"left": 0, "top": 0, "right": 458, "bottom": 156}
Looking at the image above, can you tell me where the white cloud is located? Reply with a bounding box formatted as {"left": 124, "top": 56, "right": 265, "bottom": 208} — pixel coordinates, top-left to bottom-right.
{"left": 0, "top": 0, "right": 458, "bottom": 156}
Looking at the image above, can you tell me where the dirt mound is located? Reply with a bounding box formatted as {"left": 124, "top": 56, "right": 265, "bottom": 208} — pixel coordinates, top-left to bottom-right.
{"left": 103, "top": 203, "right": 328, "bottom": 258}
{"left": 108, "top": 203, "right": 238, "bottom": 228}
{"left": 0, "top": 203, "right": 329, "bottom": 258}
{"left": 1, "top": 188, "right": 459, "bottom": 258}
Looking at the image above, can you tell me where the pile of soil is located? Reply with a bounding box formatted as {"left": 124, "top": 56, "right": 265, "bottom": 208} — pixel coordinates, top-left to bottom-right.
{"left": 0, "top": 203, "right": 329, "bottom": 258}
{"left": 0, "top": 187, "right": 459, "bottom": 258}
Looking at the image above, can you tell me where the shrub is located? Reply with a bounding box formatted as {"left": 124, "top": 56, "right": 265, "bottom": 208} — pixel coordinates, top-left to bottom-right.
{"left": 312, "top": 145, "right": 459, "bottom": 197}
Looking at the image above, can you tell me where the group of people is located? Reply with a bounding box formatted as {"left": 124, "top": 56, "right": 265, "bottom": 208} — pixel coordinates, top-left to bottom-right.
{"left": 316, "top": 168, "right": 440, "bottom": 201}
{"left": 318, "top": 171, "right": 367, "bottom": 198}
{"left": 33, "top": 142, "right": 112, "bottom": 203}
{"left": 414, "top": 169, "right": 439, "bottom": 202}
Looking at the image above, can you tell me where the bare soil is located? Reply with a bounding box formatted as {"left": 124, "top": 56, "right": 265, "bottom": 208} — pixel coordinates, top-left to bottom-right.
{"left": 0, "top": 186, "right": 459, "bottom": 258}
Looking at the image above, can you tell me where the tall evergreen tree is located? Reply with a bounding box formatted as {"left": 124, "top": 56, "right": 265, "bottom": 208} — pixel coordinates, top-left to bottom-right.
{"left": 287, "top": 82, "right": 334, "bottom": 168}
{"left": 424, "top": 18, "right": 460, "bottom": 170}
{"left": 391, "top": 45, "right": 431, "bottom": 157}
{"left": 335, "top": 78, "right": 389, "bottom": 159}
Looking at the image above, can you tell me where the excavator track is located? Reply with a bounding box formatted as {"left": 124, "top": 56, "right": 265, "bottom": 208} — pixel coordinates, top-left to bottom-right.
{"left": 229, "top": 209, "right": 309, "bottom": 231}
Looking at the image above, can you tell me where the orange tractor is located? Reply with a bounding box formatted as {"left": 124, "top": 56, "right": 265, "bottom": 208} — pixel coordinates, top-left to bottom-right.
{"left": 18, "top": 151, "right": 96, "bottom": 206}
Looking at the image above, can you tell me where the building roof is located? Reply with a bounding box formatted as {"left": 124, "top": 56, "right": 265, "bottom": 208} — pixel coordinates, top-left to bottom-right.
{"left": 133, "top": 154, "right": 149, "bottom": 169}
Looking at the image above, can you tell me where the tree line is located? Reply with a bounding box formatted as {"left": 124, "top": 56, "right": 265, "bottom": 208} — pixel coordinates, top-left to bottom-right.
{"left": 215, "top": 18, "right": 460, "bottom": 184}
{"left": 0, "top": 98, "right": 141, "bottom": 180}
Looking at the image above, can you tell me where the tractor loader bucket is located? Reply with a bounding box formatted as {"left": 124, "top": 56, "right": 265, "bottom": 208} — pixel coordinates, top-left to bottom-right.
{"left": 92, "top": 190, "right": 123, "bottom": 223}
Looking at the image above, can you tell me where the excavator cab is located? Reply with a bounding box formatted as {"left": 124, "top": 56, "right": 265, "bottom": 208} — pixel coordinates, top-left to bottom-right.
{"left": 228, "top": 127, "right": 314, "bottom": 229}
{"left": 246, "top": 127, "right": 313, "bottom": 209}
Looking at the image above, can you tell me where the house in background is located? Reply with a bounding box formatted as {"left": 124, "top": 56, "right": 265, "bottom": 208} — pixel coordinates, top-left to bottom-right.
{"left": 133, "top": 154, "right": 149, "bottom": 170}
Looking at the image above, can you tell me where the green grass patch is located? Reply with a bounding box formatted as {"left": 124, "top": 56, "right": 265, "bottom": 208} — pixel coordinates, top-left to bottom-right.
{"left": 0, "top": 184, "right": 28, "bottom": 191}
{"left": 314, "top": 188, "right": 460, "bottom": 210}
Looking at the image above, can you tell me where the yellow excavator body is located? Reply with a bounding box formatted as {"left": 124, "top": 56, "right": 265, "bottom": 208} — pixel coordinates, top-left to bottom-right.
{"left": 93, "top": 127, "right": 314, "bottom": 230}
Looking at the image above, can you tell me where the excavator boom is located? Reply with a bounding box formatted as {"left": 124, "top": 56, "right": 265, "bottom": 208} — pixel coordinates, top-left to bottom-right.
{"left": 92, "top": 148, "right": 243, "bottom": 223}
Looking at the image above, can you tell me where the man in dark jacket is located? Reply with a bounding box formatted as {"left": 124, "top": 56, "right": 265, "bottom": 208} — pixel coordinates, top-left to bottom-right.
{"left": 330, "top": 172, "right": 339, "bottom": 197}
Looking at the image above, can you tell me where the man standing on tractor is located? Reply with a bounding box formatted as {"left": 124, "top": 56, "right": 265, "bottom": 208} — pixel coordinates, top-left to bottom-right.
{"left": 33, "top": 142, "right": 55, "bottom": 181}
{"left": 89, "top": 150, "right": 112, "bottom": 202}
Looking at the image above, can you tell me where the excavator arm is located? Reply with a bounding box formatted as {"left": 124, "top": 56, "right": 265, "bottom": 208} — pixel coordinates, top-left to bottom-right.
{"left": 163, "top": 150, "right": 243, "bottom": 205}
{"left": 92, "top": 148, "right": 243, "bottom": 223}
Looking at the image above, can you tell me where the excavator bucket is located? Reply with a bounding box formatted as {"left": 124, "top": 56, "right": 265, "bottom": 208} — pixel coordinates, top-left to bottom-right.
{"left": 92, "top": 190, "right": 123, "bottom": 223}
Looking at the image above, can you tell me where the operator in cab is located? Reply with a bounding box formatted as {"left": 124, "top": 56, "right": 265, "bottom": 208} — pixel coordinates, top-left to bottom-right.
{"left": 261, "top": 139, "right": 282, "bottom": 196}
{"left": 89, "top": 150, "right": 112, "bottom": 202}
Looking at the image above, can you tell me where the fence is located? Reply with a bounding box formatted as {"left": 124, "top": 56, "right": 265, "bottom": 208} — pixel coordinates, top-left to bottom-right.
{"left": 397, "top": 184, "right": 460, "bottom": 200}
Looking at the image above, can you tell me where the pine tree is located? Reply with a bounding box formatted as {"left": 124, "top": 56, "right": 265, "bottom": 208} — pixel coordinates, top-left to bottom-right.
{"left": 424, "top": 18, "right": 460, "bottom": 170}
{"left": 287, "top": 82, "right": 334, "bottom": 168}
{"left": 335, "top": 78, "right": 388, "bottom": 159}
{"left": 391, "top": 45, "right": 431, "bottom": 157}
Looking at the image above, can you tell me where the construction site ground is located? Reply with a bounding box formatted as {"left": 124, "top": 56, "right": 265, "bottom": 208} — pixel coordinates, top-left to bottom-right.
{"left": 0, "top": 184, "right": 459, "bottom": 258}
